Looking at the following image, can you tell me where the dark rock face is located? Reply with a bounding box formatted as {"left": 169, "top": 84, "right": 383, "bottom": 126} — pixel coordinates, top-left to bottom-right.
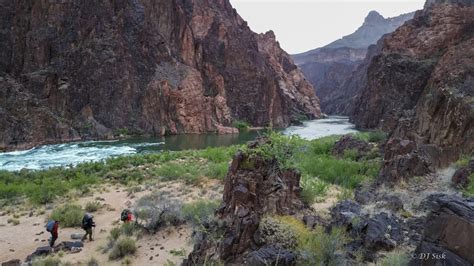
{"left": 25, "top": 246, "right": 51, "bottom": 262}
{"left": 352, "top": 1, "right": 474, "bottom": 180}
{"left": 1, "top": 259, "right": 21, "bottom": 266}
{"left": 185, "top": 139, "right": 303, "bottom": 265}
{"left": 245, "top": 245, "right": 296, "bottom": 266}
{"left": 452, "top": 159, "right": 474, "bottom": 188}
{"left": 332, "top": 135, "right": 375, "bottom": 160}
{"left": 293, "top": 11, "right": 414, "bottom": 115}
{"left": 0, "top": 0, "right": 321, "bottom": 151}
{"left": 411, "top": 194, "right": 474, "bottom": 265}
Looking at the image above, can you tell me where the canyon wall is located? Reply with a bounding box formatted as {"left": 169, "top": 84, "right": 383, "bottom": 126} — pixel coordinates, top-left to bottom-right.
{"left": 0, "top": 0, "right": 320, "bottom": 151}
{"left": 293, "top": 11, "right": 414, "bottom": 115}
{"left": 351, "top": 0, "right": 474, "bottom": 180}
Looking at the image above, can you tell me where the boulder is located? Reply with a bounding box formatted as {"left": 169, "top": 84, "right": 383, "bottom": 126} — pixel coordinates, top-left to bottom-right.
{"left": 364, "top": 213, "right": 402, "bottom": 252}
{"left": 302, "top": 215, "right": 326, "bottom": 229}
{"left": 331, "top": 200, "right": 362, "bottom": 227}
{"left": 1, "top": 259, "right": 21, "bottom": 266}
{"left": 409, "top": 241, "right": 471, "bottom": 266}
{"left": 378, "top": 195, "right": 404, "bottom": 212}
{"left": 25, "top": 246, "right": 51, "bottom": 262}
{"left": 331, "top": 135, "right": 375, "bottom": 159}
{"left": 414, "top": 194, "right": 474, "bottom": 264}
{"left": 245, "top": 245, "right": 296, "bottom": 266}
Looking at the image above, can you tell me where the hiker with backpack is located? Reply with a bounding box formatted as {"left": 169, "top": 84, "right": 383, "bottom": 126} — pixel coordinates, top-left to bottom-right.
{"left": 46, "top": 220, "right": 59, "bottom": 247}
{"left": 121, "top": 209, "right": 133, "bottom": 223}
{"left": 81, "top": 213, "right": 95, "bottom": 241}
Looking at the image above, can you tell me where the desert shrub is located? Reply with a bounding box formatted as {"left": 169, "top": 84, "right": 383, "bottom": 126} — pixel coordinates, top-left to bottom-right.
{"left": 182, "top": 200, "right": 219, "bottom": 227}
{"left": 133, "top": 192, "right": 184, "bottom": 232}
{"left": 109, "top": 227, "right": 122, "bottom": 241}
{"left": 31, "top": 256, "right": 62, "bottom": 266}
{"left": 343, "top": 149, "right": 358, "bottom": 161}
{"left": 152, "top": 163, "right": 200, "bottom": 183}
{"left": 84, "top": 201, "right": 102, "bottom": 212}
{"left": 204, "top": 162, "right": 229, "bottom": 179}
{"left": 121, "top": 222, "right": 141, "bottom": 237}
{"left": 379, "top": 251, "right": 410, "bottom": 266}
{"left": 87, "top": 257, "right": 99, "bottom": 266}
{"left": 258, "top": 216, "right": 301, "bottom": 249}
{"left": 232, "top": 120, "right": 250, "bottom": 130}
{"left": 109, "top": 237, "right": 137, "bottom": 260}
{"left": 7, "top": 218, "right": 20, "bottom": 225}
{"left": 50, "top": 204, "right": 84, "bottom": 227}
{"left": 463, "top": 173, "right": 474, "bottom": 197}
{"left": 298, "top": 226, "right": 349, "bottom": 265}
{"left": 169, "top": 248, "right": 187, "bottom": 256}
{"left": 300, "top": 176, "right": 328, "bottom": 204}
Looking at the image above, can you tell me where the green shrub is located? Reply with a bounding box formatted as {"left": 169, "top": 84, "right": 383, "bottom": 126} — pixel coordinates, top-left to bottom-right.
{"left": 153, "top": 163, "right": 200, "bottom": 183}
{"left": 109, "top": 237, "right": 137, "bottom": 260}
{"left": 31, "top": 256, "right": 62, "bottom": 266}
{"left": 7, "top": 218, "right": 20, "bottom": 225}
{"left": 298, "top": 226, "right": 349, "bottom": 265}
{"left": 84, "top": 201, "right": 102, "bottom": 212}
{"left": 300, "top": 176, "right": 328, "bottom": 204}
{"left": 170, "top": 248, "right": 187, "bottom": 256}
{"left": 343, "top": 149, "right": 358, "bottom": 161}
{"left": 463, "top": 173, "right": 474, "bottom": 197}
{"left": 121, "top": 222, "right": 140, "bottom": 237}
{"left": 134, "top": 192, "right": 184, "bottom": 232}
{"left": 87, "top": 257, "right": 99, "bottom": 266}
{"left": 204, "top": 162, "right": 229, "bottom": 179}
{"left": 258, "top": 216, "right": 302, "bottom": 249}
{"left": 109, "top": 227, "right": 122, "bottom": 241}
{"left": 353, "top": 131, "right": 386, "bottom": 143}
{"left": 182, "top": 200, "right": 219, "bottom": 227}
{"left": 379, "top": 251, "right": 410, "bottom": 266}
{"left": 50, "top": 204, "right": 84, "bottom": 227}
{"left": 232, "top": 120, "right": 250, "bottom": 130}
{"left": 199, "top": 147, "right": 232, "bottom": 163}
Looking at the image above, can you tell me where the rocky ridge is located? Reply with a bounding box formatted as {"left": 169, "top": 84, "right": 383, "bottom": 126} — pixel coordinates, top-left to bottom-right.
{"left": 0, "top": 0, "right": 320, "bottom": 151}
{"left": 293, "top": 11, "right": 414, "bottom": 115}
{"left": 351, "top": 0, "right": 474, "bottom": 181}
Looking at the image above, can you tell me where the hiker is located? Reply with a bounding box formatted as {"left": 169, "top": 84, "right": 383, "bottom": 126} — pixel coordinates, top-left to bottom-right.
{"left": 81, "top": 213, "right": 95, "bottom": 241}
{"left": 121, "top": 209, "right": 133, "bottom": 223}
{"left": 46, "top": 220, "right": 59, "bottom": 247}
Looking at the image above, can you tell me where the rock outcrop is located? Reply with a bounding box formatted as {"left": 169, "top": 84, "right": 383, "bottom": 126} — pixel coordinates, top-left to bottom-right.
{"left": 0, "top": 0, "right": 320, "bottom": 151}
{"left": 411, "top": 194, "right": 474, "bottom": 265}
{"left": 293, "top": 11, "right": 414, "bottom": 115}
{"left": 351, "top": 0, "right": 474, "bottom": 181}
{"left": 185, "top": 138, "right": 303, "bottom": 265}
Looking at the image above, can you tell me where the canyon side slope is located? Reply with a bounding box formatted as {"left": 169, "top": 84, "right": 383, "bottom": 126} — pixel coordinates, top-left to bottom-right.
{"left": 293, "top": 11, "right": 414, "bottom": 115}
{"left": 0, "top": 0, "right": 321, "bottom": 151}
{"left": 352, "top": 0, "right": 474, "bottom": 180}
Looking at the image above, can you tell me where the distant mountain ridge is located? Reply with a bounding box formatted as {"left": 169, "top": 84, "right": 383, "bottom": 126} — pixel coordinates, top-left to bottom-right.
{"left": 292, "top": 11, "right": 415, "bottom": 114}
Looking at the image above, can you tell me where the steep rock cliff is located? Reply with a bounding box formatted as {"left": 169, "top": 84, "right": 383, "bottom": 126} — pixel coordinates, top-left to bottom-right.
{"left": 0, "top": 0, "right": 320, "bottom": 151}
{"left": 293, "top": 11, "right": 414, "bottom": 115}
{"left": 352, "top": 0, "right": 474, "bottom": 181}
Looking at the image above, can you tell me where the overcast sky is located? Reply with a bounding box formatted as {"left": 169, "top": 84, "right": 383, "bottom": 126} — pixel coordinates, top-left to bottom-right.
{"left": 229, "top": 0, "right": 425, "bottom": 54}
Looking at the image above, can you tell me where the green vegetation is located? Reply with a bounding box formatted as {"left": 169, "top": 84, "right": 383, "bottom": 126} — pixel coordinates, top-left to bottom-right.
{"left": 259, "top": 216, "right": 349, "bottom": 265}
{"left": 169, "top": 248, "right": 187, "bottom": 256}
{"left": 379, "top": 251, "right": 410, "bottom": 266}
{"left": 182, "top": 200, "right": 219, "bottom": 227}
{"left": 50, "top": 204, "right": 84, "bottom": 227}
{"left": 109, "top": 237, "right": 137, "bottom": 260}
{"left": 463, "top": 173, "right": 474, "bottom": 197}
{"left": 31, "top": 256, "right": 62, "bottom": 266}
{"left": 244, "top": 132, "right": 381, "bottom": 204}
{"left": 7, "top": 218, "right": 20, "bottom": 225}
{"left": 84, "top": 201, "right": 102, "bottom": 212}
{"left": 353, "top": 130, "right": 387, "bottom": 143}
{"left": 232, "top": 120, "right": 250, "bottom": 130}
{"left": 0, "top": 146, "right": 237, "bottom": 204}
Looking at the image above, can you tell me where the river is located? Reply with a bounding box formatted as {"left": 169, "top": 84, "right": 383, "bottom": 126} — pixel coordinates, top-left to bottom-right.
{"left": 0, "top": 116, "right": 357, "bottom": 171}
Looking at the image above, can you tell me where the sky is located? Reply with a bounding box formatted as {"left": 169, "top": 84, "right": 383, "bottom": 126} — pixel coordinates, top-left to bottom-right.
{"left": 229, "top": 0, "right": 425, "bottom": 54}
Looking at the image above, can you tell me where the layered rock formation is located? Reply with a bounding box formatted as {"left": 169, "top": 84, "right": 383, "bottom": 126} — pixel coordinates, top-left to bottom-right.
{"left": 186, "top": 138, "right": 303, "bottom": 265}
{"left": 293, "top": 11, "right": 414, "bottom": 114}
{"left": 351, "top": 0, "right": 474, "bottom": 181}
{"left": 0, "top": 0, "right": 320, "bottom": 151}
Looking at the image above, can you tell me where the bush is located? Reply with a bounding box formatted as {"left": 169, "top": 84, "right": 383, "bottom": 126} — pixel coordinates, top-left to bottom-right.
{"left": 109, "top": 237, "right": 137, "bottom": 260}
{"left": 353, "top": 131, "right": 386, "bottom": 143}
{"left": 182, "top": 200, "right": 219, "bottom": 227}
{"left": 31, "top": 256, "right": 62, "bottom": 266}
{"left": 379, "top": 251, "right": 410, "bottom": 266}
{"left": 50, "top": 204, "right": 84, "bottom": 227}
{"left": 133, "top": 192, "right": 183, "bottom": 232}
{"left": 463, "top": 173, "right": 474, "bottom": 197}
{"left": 298, "top": 226, "right": 349, "bottom": 265}
{"left": 152, "top": 163, "right": 200, "bottom": 183}
{"left": 232, "top": 120, "right": 250, "bottom": 130}
{"left": 258, "top": 216, "right": 301, "bottom": 249}
{"left": 300, "top": 176, "right": 328, "bottom": 204}
{"left": 87, "top": 257, "right": 99, "bottom": 266}
{"left": 84, "top": 201, "right": 102, "bottom": 212}
{"left": 204, "top": 162, "right": 229, "bottom": 179}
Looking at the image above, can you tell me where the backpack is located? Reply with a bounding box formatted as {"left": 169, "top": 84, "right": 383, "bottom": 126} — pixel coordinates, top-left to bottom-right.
{"left": 46, "top": 220, "right": 56, "bottom": 232}
{"left": 121, "top": 209, "right": 130, "bottom": 221}
{"left": 82, "top": 213, "right": 94, "bottom": 229}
